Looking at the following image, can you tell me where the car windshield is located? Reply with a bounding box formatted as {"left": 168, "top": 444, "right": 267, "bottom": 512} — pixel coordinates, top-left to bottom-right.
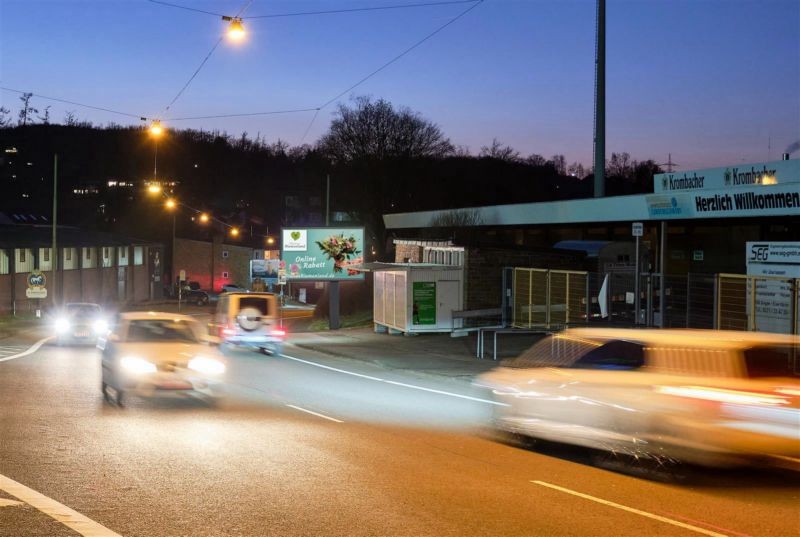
{"left": 65, "top": 304, "right": 100, "bottom": 319}
{"left": 744, "top": 345, "right": 800, "bottom": 378}
{"left": 503, "top": 334, "right": 602, "bottom": 368}
{"left": 125, "top": 319, "right": 198, "bottom": 343}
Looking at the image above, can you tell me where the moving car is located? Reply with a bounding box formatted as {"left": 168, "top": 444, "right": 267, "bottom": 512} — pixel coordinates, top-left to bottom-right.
{"left": 477, "top": 328, "right": 800, "bottom": 468}
{"left": 221, "top": 283, "right": 248, "bottom": 293}
{"left": 97, "top": 312, "right": 226, "bottom": 406}
{"left": 54, "top": 302, "right": 109, "bottom": 345}
{"left": 210, "top": 292, "right": 284, "bottom": 355}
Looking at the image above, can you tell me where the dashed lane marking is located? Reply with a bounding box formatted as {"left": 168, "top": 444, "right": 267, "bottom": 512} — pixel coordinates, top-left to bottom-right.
{"left": 286, "top": 404, "right": 344, "bottom": 423}
{"left": 531, "top": 480, "right": 731, "bottom": 537}
{"left": 0, "top": 473, "right": 123, "bottom": 536}
{"left": 0, "top": 337, "right": 53, "bottom": 363}
{"left": 280, "top": 352, "right": 508, "bottom": 407}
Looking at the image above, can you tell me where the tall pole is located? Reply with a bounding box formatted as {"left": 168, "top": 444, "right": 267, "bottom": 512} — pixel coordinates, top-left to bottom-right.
{"left": 593, "top": 0, "right": 606, "bottom": 198}
{"left": 153, "top": 138, "right": 158, "bottom": 181}
{"left": 52, "top": 154, "right": 58, "bottom": 309}
{"left": 325, "top": 173, "right": 330, "bottom": 226}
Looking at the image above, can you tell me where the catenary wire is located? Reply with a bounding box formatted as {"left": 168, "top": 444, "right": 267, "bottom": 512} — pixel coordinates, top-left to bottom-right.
{"left": 146, "top": 0, "right": 480, "bottom": 20}
{"left": 166, "top": 107, "right": 319, "bottom": 121}
{"left": 299, "top": 109, "right": 321, "bottom": 145}
{"left": 0, "top": 86, "right": 147, "bottom": 120}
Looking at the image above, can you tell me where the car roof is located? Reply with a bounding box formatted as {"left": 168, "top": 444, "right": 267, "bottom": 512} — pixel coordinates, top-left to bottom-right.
{"left": 118, "top": 311, "right": 198, "bottom": 322}
{"left": 561, "top": 328, "right": 800, "bottom": 349}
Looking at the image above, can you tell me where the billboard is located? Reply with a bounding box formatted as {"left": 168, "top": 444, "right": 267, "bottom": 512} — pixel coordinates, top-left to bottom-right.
{"left": 280, "top": 227, "right": 365, "bottom": 281}
{"left": 654, "top": 159, "right": 800, "bottom": 193}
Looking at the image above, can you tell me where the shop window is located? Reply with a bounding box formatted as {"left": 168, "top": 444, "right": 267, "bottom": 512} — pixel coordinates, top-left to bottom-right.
{"left": 222, "top": 250, "right": 229, "bottom": 259}
{"left": 222, "top": 271, "right": 229, "bottom": 278}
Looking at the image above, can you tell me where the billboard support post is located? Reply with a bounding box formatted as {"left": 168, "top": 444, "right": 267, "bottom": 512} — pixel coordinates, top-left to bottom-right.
{"left": 329, "top": 281, "right": 340, "bottom": 330}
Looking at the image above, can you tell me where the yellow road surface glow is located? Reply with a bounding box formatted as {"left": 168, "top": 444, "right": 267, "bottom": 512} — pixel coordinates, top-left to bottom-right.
{"left": 531, "top": 480, "right": 730, "bottom": 537}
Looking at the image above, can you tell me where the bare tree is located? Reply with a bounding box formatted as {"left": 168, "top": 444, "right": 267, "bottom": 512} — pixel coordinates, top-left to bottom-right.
{"left": 567, "top": 162, "right": 586, "bottom": 178}
{"left": 549, "top": 154, "right": 566, "bottom": 175}
{"left": 17, "top": 92, "right": 38, "bottom": 126}
{"left": 480, "top": 138, "right": 520, "bottom": 162}
{"left": 526, "top": 153, "right": 546, "bottom": 167}
{"left": 37, "top": 105, "right": 51, "bottom": 124}
{"left": 607, "top": 152, "right": 633, "bottom": 179}
{"left": 0, "top": 107, "right": 11, "bottom": 127}
{"left": 63, "top": 110, "right": 78, "bottom": 126}
{"left": 319, "top": 96, "right": 453, "bottom": 162}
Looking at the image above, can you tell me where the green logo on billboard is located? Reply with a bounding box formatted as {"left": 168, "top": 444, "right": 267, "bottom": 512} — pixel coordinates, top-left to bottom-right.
{"left": 290, "top": 231, "right": 301, "bottom": 240}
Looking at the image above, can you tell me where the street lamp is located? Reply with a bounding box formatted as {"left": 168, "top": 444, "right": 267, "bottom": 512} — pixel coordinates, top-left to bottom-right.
{"left": 223, "top": 16, "right": 246, "bottom": 42}
{"left": 199, "top": 212, "right": 210, "bottom": 224}
{"left": 266, "top": 236, "right": 275, "bottom": 246}
{"left": 148, "top": 120, "right": 163, "bottom": 183}
{"left": 165, "top": 198, "right": 177, "bottom": 210}
{"left": 147, "top": 183, "right": 162, "bottom": 195}
{"left": 229, "top": 227, "right": 239, "bottom": 237}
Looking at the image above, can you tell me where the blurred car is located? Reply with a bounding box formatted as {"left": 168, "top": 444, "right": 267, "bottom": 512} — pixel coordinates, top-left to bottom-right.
{"left": 210, "top": 292, "right": 284, "bottom": 355}
{"left": 54, "top": 302, "right": 109, "bottom": 345}
{"left": 181, "top": 281, "right": 209, "bottom": 305}
{"left": 477, "top": 328, "right": 800, "bottom": 468}
{"left": 221, "top": 283, "right": 248, "bottom": 293}
{"left": 97, "top": 312, "right": 226, "bottom": 406}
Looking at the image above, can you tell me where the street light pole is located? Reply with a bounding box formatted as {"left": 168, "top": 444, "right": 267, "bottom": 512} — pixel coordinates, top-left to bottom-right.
{"left": 52, "top": 154, "right": 58, "bottom": 310}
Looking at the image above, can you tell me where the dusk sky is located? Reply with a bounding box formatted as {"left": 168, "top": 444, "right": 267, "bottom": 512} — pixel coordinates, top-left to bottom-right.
{"left": 1, "top": 0, "right": 798, "bottom": 170}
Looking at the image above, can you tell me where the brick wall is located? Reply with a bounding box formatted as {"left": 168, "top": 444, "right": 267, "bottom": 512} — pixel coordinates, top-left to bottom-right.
{"left": 174, "top": 238, "right": 253, "bottom": 293}
{"left": 464, "top": 247, "right": 585, "bottom": 310}
{"left": 394, "top": 243, "right": 423, "bottom": 263}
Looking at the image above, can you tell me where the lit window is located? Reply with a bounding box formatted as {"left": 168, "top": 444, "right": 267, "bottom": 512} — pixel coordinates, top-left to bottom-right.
{"left": 222, "top": 271, "right": 229, "bottom": 279}
{"left": 65, "top": 249, "right": 72, "bottom": 261}
{"left": 19, "top": 249, "right": 26, "bottom": 263}
{"left": 43, "top": 249, "right": 50, "bottom": 262}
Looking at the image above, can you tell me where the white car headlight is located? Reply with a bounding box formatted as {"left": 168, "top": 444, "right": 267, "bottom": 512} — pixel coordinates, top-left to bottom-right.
{"left": 55, "top": 318, "right": 70, "bottom": 333}
{"left": 93, "top": 319, "right": 109, "bottom": 334}
{"left": 120, "top": 356, "right": 157, "bottom": 374}
{"left": 188, "top": 356, "right": 226, "bottom": 375}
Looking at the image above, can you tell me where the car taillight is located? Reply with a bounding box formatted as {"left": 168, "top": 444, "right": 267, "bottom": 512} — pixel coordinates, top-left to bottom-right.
{"left": 271, "top": 329, "right": 286, "bottom": 338}
{"left": 656, "top": 385, "right": 790, "bottom": 406}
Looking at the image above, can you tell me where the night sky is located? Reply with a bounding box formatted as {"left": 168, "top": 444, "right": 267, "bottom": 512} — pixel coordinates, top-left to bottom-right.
{"left": 1, "top": 0, "right": 798, "bottom": 170}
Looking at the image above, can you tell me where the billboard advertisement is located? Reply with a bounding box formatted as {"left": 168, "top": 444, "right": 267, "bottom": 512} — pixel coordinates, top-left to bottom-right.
{"left": 280, "top": 227, "right": 365, "bottom": 281}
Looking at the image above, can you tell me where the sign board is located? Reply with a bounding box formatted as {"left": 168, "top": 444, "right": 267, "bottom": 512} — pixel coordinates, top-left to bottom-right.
{"left": 693, "top": 250, "right": 704, "bottom": 261}
{"left": 278, "top": 269, "right": 287, "bottom": 285}
{"left": 412, "top": 282, "right": 436, "bottom": 325}
{"left": 179, "top": 269, "right": 186, "bottom": 281}
{"left": 631, "top": 222, "right": 643, "bottom": 237}
{"left": 280, "top": 227, "right": 365, "bottom": 281}
{"left": 654, "top": 159, "right": 799, "bottom": 193}
{"left": 745, "top": 242, "right": 800, "bottom": 334}
{"left": 26, "top": 271, "right": 47, "bottom": 299}
{"left": 251, "top": 259, "right": 279, "bottom": 284}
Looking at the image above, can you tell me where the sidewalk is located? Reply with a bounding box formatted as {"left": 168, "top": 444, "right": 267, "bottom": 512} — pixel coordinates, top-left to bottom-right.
{"left": 289, "top": 327, "right": 544, "bottom": 382}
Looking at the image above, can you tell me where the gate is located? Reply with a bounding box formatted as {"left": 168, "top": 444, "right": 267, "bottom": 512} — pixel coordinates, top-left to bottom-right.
{"left": 512, "top": 268, "right": 588, "bottom": 328}
{"left": 717, "top": 274, "right": 799, "bottom": 334}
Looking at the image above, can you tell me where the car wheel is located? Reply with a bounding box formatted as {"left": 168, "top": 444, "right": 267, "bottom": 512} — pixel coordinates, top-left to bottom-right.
{"left": 115, "top": 388, "right": 125, "bottom": 407}
{"left": 101, "top": 382, "right": 112, "bottom": 403}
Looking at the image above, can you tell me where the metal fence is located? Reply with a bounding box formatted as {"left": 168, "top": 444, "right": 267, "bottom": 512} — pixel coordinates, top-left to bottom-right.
{"left": 510, "top": 268, "right": 800, "bottom": 334}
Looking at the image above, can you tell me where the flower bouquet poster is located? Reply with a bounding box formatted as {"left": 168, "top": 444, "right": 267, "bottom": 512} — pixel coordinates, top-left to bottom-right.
{"left": 281, "top": 228, "right": 365, "bottom": 281}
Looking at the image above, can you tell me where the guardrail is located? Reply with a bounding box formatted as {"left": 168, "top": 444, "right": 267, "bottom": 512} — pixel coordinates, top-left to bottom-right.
{"left": 477, "top": 327, "right": 551, "bottom": 360}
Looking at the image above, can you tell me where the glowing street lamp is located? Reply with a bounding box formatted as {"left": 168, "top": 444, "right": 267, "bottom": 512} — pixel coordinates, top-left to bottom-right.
{"left": 223, "top": 16, "right": 246, "bottom": 42}
{"left": 165, "top": 198, "right": 177, "bottom": 210}
{"left": 147, "top": 183, "right": 162, "bottom": 195}
{"left": 199, "top": 212, "right": 210, "bottom": 224}
{"left": 229, "top": 227, "right": 240, "bottom": 237}
{"left": 266, "top": 236, "right": 275, "bottom": 246}
{"left": 149, "top": 120, "right": 163, "bottom": 138}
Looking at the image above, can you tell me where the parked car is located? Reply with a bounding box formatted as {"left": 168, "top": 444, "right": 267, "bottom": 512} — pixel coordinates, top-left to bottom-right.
{"left": 210, "top": 292, "right": 284, "bottom": 355}
{"left": 181, "top": 281, "right": 209, "bottom": 305}
{"left": 53, "top": 302, "right": 109, "bottom": 345}
{"left": 97, "top": 312, "right": 225, "bottom": 406}
{"left": 221, "top": 283, "right": 248, "bottom": 293}
{"left": 476, "top": 328, "right": 799, "bottom": 468}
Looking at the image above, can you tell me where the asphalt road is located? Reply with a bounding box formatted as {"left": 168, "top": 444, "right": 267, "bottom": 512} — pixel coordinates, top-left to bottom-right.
{"left": 0, "top": 329, "right": 798, "bottom": 537}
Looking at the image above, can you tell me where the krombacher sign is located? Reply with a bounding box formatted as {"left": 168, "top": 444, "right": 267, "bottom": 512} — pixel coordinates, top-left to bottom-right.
{"left": 654, "top": 159, "right": 799, "bottom": 193}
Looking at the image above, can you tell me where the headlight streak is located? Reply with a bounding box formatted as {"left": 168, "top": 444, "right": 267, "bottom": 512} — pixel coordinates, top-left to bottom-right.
{"left": 120, "top": 356, "right": 157, "bottom": 375}
{"left": 188, "top": 356, "right": 225, "bottom": 375}
{"left": 55, "top": 318, "right": 70, "bottom": 333}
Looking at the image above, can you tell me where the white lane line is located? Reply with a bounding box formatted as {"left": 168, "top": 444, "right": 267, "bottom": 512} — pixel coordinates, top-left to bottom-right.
{"left": 531, "top": 481, "right": 729, "bottom": 537}
{"left": 0, "top": 473, "right": 123, "bottom": 536}
{"left": 0, "top": 337, "right": 53, "bottom": 363}
{"left": 286, "top": 404, "right": 344, "bottom": 423}
{"left": 281, "top": 353, "right": 384, "bottom": 381}
{"left": 280, "top": 352, "right": 508, "bottom": 406}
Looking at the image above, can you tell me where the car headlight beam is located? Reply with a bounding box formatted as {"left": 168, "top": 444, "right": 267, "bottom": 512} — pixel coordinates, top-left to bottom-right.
{"left": 55, "top": 318, "right": 70, "bottom": 334}
{"left": 93, "top": 319, "right": 109, "bottom": 334}
{"left": 188, "top": 356, "right": 225, "bottom": 375}
{"left": 120, "top": 356, "right": 157, "bottom": 375}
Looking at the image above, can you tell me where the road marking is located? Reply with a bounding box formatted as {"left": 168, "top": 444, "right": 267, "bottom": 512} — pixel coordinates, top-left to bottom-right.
{"left": 0, "top": 498, "right": 23, "bottom": 507}
{"left": 280, "top": 352, "right": 508, "bottom": 406}
{"left": 531, "top": 481, "right": 729, "bottom": 537}
{"left": 0, "top": 473, "right": 123, "bottom": 536}
{"left": 286, "top": 404, "right": 344, "bottom": 423}
{"left": 0, "top": 337, "right": 53, "bottom": 363}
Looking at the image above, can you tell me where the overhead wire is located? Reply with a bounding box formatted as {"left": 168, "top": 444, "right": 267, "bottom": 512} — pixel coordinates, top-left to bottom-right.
{"left": 0, "top": 86, "right": 147, "bottom": 120}
{"left": 299, "top": 109, "right": 321, "bottom": 145}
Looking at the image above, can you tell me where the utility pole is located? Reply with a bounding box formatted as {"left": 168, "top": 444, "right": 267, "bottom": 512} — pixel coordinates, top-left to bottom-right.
{"left": 593, "top": 0, "right": 605, "bottom": 198}
{"left": 325, "top": 173, "right": 340, "bottom": 330}
{"left": 52, "top": 154, "right": 58, "bottom": 310}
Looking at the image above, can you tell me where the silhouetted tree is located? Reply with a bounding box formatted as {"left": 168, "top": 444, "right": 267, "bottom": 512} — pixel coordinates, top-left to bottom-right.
{"left": 480, "top": 139, "right": 520, "bottom": 162}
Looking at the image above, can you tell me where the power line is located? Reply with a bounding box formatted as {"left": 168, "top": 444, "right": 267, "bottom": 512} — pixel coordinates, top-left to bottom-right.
{"left": 319, "top": 0, "right": 483, "bottom": 109}
{"left": 299, "top": 108, "right": 321, "bottom": 145}
{"left": 246, "top": 0, "right": 481, "bottom": 19}
{"left": 163, "top": 36, "right": 223, "bottom": 114}
{"left": 0, "top": 86, "right": 147, "bottom": 120}
{"left": 146, "top": 0, "right": 480, "bottom": 20}
{"left": 167, "top": 107, "right": 319, "bottom": 121}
